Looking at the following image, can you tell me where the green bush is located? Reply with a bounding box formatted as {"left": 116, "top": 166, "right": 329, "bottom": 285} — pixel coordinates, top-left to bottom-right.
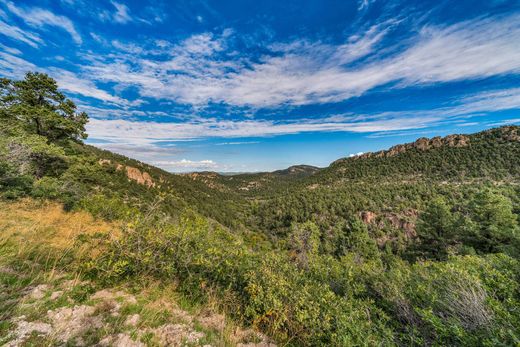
{"left": 373, "top": 255, "right": 520, "bottom": 345}
{"left": 79, "top": 194, "right": 138, "bottom": 221}
{"left": 31, "top": 176, "right": 62, "bottom": 199}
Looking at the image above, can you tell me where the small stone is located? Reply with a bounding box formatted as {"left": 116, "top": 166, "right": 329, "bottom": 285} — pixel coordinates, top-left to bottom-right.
{"left": 50, "top": 290, "right": 63, "bottom": 300}
{"left": 29, "top": 284, "right": 49, "bottom": 300}
{"left": 124, "top": 314, "right": 140, "bottom": 326}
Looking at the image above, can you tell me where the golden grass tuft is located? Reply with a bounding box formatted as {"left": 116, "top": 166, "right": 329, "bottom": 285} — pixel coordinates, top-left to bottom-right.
{"left": 0, "top": 198, "right": 119, "bottom": 250}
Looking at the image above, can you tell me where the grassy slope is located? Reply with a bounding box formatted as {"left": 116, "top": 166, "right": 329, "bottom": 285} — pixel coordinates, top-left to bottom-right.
{"left": 0, "top": 199, "right": 272, "bottom": 346}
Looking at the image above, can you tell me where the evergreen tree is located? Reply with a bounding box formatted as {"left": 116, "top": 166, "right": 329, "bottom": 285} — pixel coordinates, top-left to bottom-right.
{"left": 288, "top": 221, "right": 320, "bottom": 268}
{"left": 345, "top": 217, "right": 380, "bottom": 261}
{"left": 469, "top": 190, "right": 519, "bottom": 254}
{"left": 415, "top": 197, "right": 458, "bottom": 260}
{"left": 0, "top": 72, "right": 88, "bottom": 142}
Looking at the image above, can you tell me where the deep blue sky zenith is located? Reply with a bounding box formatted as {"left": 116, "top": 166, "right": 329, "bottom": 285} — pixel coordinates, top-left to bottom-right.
{"left": 1, "top": 0, "right": 519, "bottom": 172}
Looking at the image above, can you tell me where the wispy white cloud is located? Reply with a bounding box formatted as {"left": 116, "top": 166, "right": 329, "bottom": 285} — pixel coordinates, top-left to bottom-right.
{"left": 49, "top": 68, "right": 130, "bottom": 105}
{"left": 86, "top": 114, "right": 441, "bottom": 144}
{"left": 77, "top": 14, "right": 520, "bottom": 108}
{"left": 454, "top": 88, "right": 520, "bottom": 115}
{"left": 216, "top": 141, "right": 260, "bottom": 146}
{"left": 0, "top": 43, "right": 22, "bottom": 55}
{"left": 0, "top": 49, "right": 131, "bottom": 106}
{"left": 487, "top": 118, "right": 520, "bottom": 127}
{"left": 358, "top": 0, "right": 375, "bottom": 11}
{"left": 99, "top": 1, "right": 153, "bottom": 25}
{"left": 0, "top": 51, "right": 36, "bottom": 77}
{"left": 85, "top": 85, "right": 520, "bottom": 152}
{"left": 5, "top": 1, "right": 82, "bottom": 44}
{"left": 349, "top": 152, "right": 364, "bottom": 157}
{"left": 0, "top": 20, "right": 42, "bottom": 47}
{"left": 151, "top": 159, "right": 218, "bottom": 172}
{"left": 109, "top": 1, "right": 132, "bottom": 24}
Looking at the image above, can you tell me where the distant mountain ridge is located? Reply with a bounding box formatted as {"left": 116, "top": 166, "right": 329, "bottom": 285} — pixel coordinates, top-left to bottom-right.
{"left": 272, "top": 164, "right": 321, "bottom": 177}
{"left": 334, "top": 126, "right": 519, "bottom": 164}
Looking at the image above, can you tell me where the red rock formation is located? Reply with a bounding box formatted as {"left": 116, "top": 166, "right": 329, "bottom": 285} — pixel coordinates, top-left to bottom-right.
{"left": 348, "top": 133, "right": 470, "bottom": 160}
{"left": 125, "top": 166, "right": 155, "bottom": 188}
{"left": 360, "top": 211, "right": 377, "bottom": 224}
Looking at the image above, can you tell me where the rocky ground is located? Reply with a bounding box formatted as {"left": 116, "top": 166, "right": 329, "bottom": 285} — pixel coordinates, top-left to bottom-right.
{"left": 0, "top": 267, "right": 275, "bottom": 346}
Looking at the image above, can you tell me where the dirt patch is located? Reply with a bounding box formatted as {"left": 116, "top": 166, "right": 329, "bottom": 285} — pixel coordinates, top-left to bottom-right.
{"left": 198, "top": 312, "right": 226, "bottom": 331}
{"left": 152, "top": 323, "right": 205, "bottom": 346}
{"left": 92, "top": 289, "right": 137, "bottom": 305}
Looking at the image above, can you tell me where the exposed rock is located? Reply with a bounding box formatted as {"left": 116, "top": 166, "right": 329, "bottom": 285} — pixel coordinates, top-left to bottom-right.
{"left": 5, "top": 316, "right": 52, "bottom": 347}
{"left": 98, "top": 159, "right": 111, "bottom": 166}
{"left": 198, "top": 312, "right": 226, "bottom": 331}
{"left": 307, "top": 183, "right": 320, "bottom": 190}
{"left": 47, "top": 305, "right": 103, "bottom": 343}
{"left": 50, "top": 290, "right": 63, "bottom": 300}
{"left": 385, "top": 213, "right": 417, "bottom": 238}
{"left": 28, "top": 284, "right": 49, "bottom": 300}
{"left": 170, "top": 307, "right": 194, "bottom": 324}
{"left": 360, "top": 211, "right": 377, "bottom": 224}
{"left": 185, "top": 172, "right": 222, "bottom": 189}
{"left": 99, "top": 333, "right": 145, "bottom": 347}
{"left": 124, "top": 313, "right": 140, "bottom": 327}
{"left": 347, "top": 133, "right": 471, "bottom": 160}
{"left": 0, "top": 265, "right": 18, "bottom": 275}
{"left": 100, "top": 160, "right": 155, "bottom": 188}
{"left": 239, "top": 181, "right": 261, "bottom": 191}
{"left": 501, "top": 126, "right": 520, "bottom": 142}
{"left": 413, "top": 137, "right": 430, "bottom": 151}
{"left": 430, "top": 136, "right": 443, "bottom": 148}
{"left": 124, "top": 166, "right": 155, "bottom": 188}
{"left": 234, "top": 328, "right": 276, "bottom": 347}
{"left": 152, "top": 323, "right": 204, "bottom": 346}
{"left": 444, "top": 134, "right": 469, "bottom": 147}
{"left": 360, "top": 210, "right": 418, "bottom": 245}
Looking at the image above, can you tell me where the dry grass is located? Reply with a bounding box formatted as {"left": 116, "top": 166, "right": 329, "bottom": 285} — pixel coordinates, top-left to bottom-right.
{"left": 0, "top": 198, "right": 119, "bottom": 250}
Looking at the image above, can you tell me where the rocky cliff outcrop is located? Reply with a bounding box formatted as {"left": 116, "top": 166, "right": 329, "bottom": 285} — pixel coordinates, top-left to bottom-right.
{"left": 124, "top": 166, "right": 155, "bottom": 188}
{"left": 499, "top": 126, "right": 520, "bottom": 142}
{"left": 98, "top": 160, "right": 155, "bottom": 188}
{"left": 360, "top": 209, "right": 418, "bottom": 244}
{"left": 351, "top": 134, "right": 470, "bottom": 160}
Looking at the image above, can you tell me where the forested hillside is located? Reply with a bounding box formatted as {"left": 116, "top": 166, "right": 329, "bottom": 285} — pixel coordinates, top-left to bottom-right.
{"left": 1, "top": 73, "right": 520, "bottom": 346}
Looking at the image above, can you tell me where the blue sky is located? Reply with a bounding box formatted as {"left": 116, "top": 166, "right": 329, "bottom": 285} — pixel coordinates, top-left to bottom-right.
{"left": 1, "top": 0, "right": 519, "bottom": 172}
